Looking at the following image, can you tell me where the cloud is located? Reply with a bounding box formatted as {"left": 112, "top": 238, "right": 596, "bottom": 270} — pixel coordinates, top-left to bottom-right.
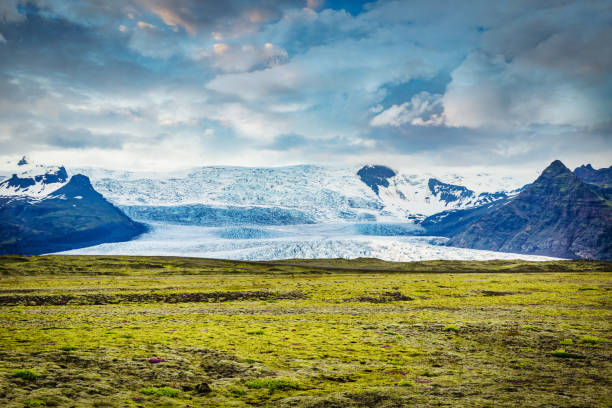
{"left": 266, "top": 133, "right": 308, "bottom": 150}
{"left": 0, "top": 121, "right": 130, "bottom": 153}
{"left": 0, "top": 0, "right": 610, "bottom": 172}
{"left": 370, "top": 92, "right": 443, "bottom": 127}
{"left": 39, "top": 126, "right": 129, "bottom": 149}
{"left": 205, "top": 23, "right": 444, "bottom": 140}
{"left": 128, "top": 18, "right": 183, "bottom": 58}
{"left": 134, "top": 0, "right": 305, "bottom": 36}
{"left": 136, "top": 21, "right": 156, "bottom": 30}
{"left": 0, "top": 32, "right": 6, "bottom": 43}
{"left": 0, "top": 0, "right": 24, "bottom": 23}
{"left": 197, "top": 42, "right": 288, "bottom": 73}
{"left": 441, "top": 1, "right": 612, "bottom": 129}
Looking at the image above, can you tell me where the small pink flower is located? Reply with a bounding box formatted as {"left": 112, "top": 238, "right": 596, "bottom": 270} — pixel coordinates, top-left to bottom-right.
{"left": 148, "top": 358, "right": 165, "bottom": 363}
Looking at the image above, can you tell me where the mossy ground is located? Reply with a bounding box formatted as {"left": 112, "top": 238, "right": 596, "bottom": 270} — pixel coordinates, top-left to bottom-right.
{"left": 0, "top": 255, "right": 610, "bottom": 407}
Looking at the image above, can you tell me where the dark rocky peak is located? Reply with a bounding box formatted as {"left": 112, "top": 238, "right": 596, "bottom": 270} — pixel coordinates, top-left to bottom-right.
{"left": 529, "top": 160, "right": 580, "bottom": 191}
{"left": 1, "top": 174, "right": 36, "bottom": 189}
{"left": 34, "top": 166, "right": 68, "bottom": 184}
{"left": 357, "top": 165, "right": 396, "bottom": 194}
{"left": 17, "top": 156, "right": 28, "bottom": 166}
{"left": 574, "top": 163, "right": 612, "bottom": 186}
{"left": 541, "top": 160, "right": 571, "bottom": 177}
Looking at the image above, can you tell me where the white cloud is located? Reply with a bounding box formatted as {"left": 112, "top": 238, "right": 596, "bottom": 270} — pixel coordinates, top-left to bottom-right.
{"left": 370, "top": 92, "right": 444, "bottom": 127}
{"left": 137, "top": 21, "right": 157, "bottom": 30}
{"left": 204, "top": 26, "right": 444, "bottom": 141}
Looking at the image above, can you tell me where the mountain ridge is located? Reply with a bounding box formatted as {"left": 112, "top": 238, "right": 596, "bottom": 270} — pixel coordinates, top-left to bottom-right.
{"left": 574, "top": 163, "right": 612, "bottom": 186}
{"left": 448, "top": 160, "right": 612, "bottom": 259}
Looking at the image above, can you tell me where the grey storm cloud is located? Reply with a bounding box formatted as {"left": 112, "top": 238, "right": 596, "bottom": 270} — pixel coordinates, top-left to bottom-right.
{"left": 0, "top": 0, "right": 24, "bottom": 23}
{"left": 38, "top": 127, "right": 129, "bottom": 149}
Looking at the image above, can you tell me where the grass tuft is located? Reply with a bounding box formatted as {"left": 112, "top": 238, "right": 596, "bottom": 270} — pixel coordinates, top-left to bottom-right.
{"left": 23, "top": 400, "right": 45, "bottom": 407}
{"left": 580, "top": 335, "right": 610, "bottom": 344}
{"left": 443, "top": 324, "right": 459, "bottom": 332}
{"left": 12, "top": 369, "right": 40, "bottom": 381}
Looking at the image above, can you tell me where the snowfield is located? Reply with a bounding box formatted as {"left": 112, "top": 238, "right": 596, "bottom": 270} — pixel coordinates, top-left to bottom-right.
{"left": 75, "top": 164, "right": 533, "bottom": 221}
{"left": 59, "top": 223, "right": 558, "bottom": 262}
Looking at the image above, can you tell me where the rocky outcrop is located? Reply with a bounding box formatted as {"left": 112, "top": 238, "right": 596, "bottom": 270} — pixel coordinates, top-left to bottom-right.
{"left": 357, "top": 165, "right": 396, "bottom": 195}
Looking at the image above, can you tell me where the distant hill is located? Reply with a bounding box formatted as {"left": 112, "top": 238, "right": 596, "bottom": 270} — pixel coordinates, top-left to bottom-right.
{"left": 442, "top": 160, "right": 612, "bottom": 259}
{"left": 0, "top": 172, "right": 146, "bottom": 255}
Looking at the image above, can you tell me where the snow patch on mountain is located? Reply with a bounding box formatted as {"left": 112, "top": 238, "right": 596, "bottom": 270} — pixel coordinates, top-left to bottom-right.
{"left": 0, "top": 158, "right": 69, "bottom": 198}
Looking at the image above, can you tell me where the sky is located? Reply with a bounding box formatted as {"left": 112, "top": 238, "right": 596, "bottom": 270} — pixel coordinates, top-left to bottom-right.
{"left": 0, "top": 0, "right": 611, "bottom": 173}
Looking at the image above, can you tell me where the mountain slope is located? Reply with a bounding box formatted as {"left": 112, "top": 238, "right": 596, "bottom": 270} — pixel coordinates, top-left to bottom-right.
{"left": 0, "top": 174, "right": 147, "bottom": 255}
{"left": 419, "top": 199, "right": 509, "bottom": 237}
{"left": 449, "top": 160, "right": 612, "bottom": 259}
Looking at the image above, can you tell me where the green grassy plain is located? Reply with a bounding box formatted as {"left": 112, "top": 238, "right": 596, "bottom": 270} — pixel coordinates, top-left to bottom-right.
{"left": 0, "top": 255, "right": 610, "bottom": 407}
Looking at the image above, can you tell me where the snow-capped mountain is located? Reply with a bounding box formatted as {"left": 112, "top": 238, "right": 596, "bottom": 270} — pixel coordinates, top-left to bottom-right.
{"left": 358, "top": 165, "right": 522, "bottom": 220}
{"left": 73, "top": 164, "right": 528, "bottom": 223}
{"left": 0, "top": 156, "right": 69, "bottom": 198}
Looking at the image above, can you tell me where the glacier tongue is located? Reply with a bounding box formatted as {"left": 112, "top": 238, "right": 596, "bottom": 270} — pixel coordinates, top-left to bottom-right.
{"left": 59, "top": 223, "right": 558, "bottom": 262}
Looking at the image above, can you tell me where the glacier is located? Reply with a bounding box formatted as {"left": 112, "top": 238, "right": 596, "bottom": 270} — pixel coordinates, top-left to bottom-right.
{"left": 59, "top": 222, "right": 557, "bottom": 262}
{"left": 3, "top": 159, "right": 556, "bottom": 261}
